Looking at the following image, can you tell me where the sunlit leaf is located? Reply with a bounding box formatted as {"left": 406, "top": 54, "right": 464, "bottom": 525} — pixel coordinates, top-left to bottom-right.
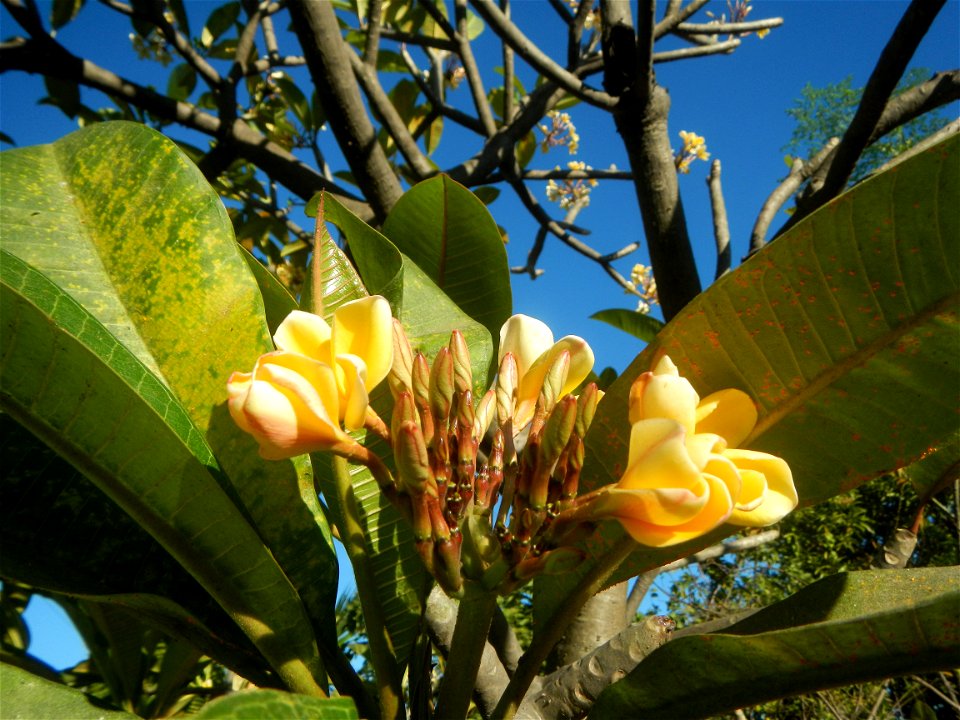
{"left": 590, "top": 308, "right": 665, "bottom": 343}
{"left": 193, "top": 691, "right": 359, "bottom": 719}
{"left": 0, "top": 664, "right": 138, "bottom": 720}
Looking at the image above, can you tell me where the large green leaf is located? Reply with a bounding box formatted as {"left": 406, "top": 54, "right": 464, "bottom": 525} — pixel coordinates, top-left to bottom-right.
{"left": 536, "top": 135, "right": 959, "bottom": 635}
{"left": 0, "top": 663, "right": 138, "bottom": 720}
{"left": 382, "top": 175, "right": 512, "bottom": 346}
{"left": 193, "top": 690, "right": 358, "bottom": 719}
{"left": 589, "top": 567, "right": 960, "bottom": 719}
{"left": 590, "top": 308, "right": 665, "bottom": 344}
{"left": 0, "top": 123, "right": 338, "bottom": 691}
{"left": 0, "top": 414, "right": 269, "bottom": 682}
{"left": 0, "top": 253, "right": 321, "bottom": 692}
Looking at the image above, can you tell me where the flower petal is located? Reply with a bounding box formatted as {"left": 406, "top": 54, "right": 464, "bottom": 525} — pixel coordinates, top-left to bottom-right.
{"left": 615, "top": 472, "right": 733, "bottom": 547}
{"left": 336, "top": 353, "right": 370, "bottom": 431}
{"left": 238, "top": 352, "right": 347, "bottom": 459}
{"left": 227, "top": 371, "right": 254, "bottom": 433}
{"left": 696, "top": 389, "right": 757, "bottom": 447}
{"left": 274, "top": 310, "right": 332, "bottom": 360}
{"left": 629, "top": 357, "right": 699, "bottom": 434}
{"left": 499, "top": 314, "right": 553, "bottom": 376}
{"left": 590, "top": 484, "right": 708, "bottom": 529}
{"left": 332, "top": 296, "right": 394, "bottom": 390}
{"left": 621, "top": 419, "right": 702, "bottom": 493}
{"left": 724, "top": 449, "right": 798, "bottom": 526}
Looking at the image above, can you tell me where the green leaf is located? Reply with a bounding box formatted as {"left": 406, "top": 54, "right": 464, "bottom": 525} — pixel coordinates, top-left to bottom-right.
{"left": 382, "top": 175, "right": 512, "bottom": 350}
{"left": 166, "top": 63, "right": 197, "bottom": 102}
{"left": 51, "top": 0, "right": 85, "bottom": 29}
{"left": 589, "top": 568, "right": 960, "bottom": 719}
{"left": 274, "top": 73, "right": 311, "bottom": 129}
{"left": 0, "top": 663, "right": 139, "bottom": 720}
{"left": 0, "top": 415, "right": 269, "bottom": 682}
{"left": 193, "top": 691, "right": 359, "bottom": 719}
{"left": 41, "top": 76, "right": 81, "bottom": 118}
{"left": 239, "top": 248, "right": 297, "bottom": 336}
{"left": 0, "top": 123, "right": 339, "bottom": 692}
{"left": 898, "top": 434, "right": 959, "bottom": 500}
{"left": 472, "top": 186, "right": 500, "bottom": 206}
{"left": 536, "top": 134, "right": 960, "bottom": 634}
{"left": 0, "top": 252, "right": 322, "bottom": 692}
{"left": 201, "top": 2, "right": 240, "bottom": 48}
{"left": 167, "top": 0, "right": 190, "bottom": 37}
{"left": 590, "top": 308, "right": 665, "bottom": 343}
{"left": 376, "top": 50, "right": 409, "bottom": 73}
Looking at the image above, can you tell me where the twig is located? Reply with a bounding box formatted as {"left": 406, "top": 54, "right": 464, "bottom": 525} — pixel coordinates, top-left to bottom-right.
{"left": 347, "top": 49, "right": 435, "bottom": 179}
{"left": 150, "top": 2, "right": 223, "bottom": 89}
{"left": 259, "top": 7, "right": 281, "bottom": 63}
{"left": 470, "top": 0, "right": 617, "bottom": 108}
{"left": 871, "top": 118, "right": 959, "bottom": 176}
{"left": 707, "top": 159, "right": 730, "bottom": 279}
{"left": 653, "top": 38, "right": 740, "bottom": 63}
{"left": 398, "top": 45, "right": 485, "bottom": 134}
{"left": 624, "top": 569, "right": 658, "bottom": 621}
{"left": 749, "top": 138, "right": 839, "bottom": 254}
{"left": 501, "top": 0, "right": 516, "bottom": 122}
{"left": 568, "top": 0, "right": 595, "bottom": 69}
{"left": 378, "top": 26, "right": 457, "bottom": 51}
{"left": 546, "top": 0, "right": 573, "bottom": 24}
{"left": 484, "top": 167, "right": 632, "bottom": 182}
{"left": 792, "top": 0, "right": 947, "bottom": 222}
{"left": 654, "top": 0, "right": 711, "bottom": 38}
{"left": 676, "top": 18, "right": 783, "bottom": 34}
{"left": 660, "top": 529, "right": 781, "bottom": 573}
{"left": 454, "top": 0, "right": 498, "bottom": 135}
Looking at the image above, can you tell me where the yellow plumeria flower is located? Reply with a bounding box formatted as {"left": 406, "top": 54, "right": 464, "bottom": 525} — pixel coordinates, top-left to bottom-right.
{"left": 497, "top": 314, "right": 594, "bottom": 430}
{"left": 227, "top": 296, "right": 394, "bottom": 459}
{"left": 591, "top": 356, "right": 797, "bottom": 546}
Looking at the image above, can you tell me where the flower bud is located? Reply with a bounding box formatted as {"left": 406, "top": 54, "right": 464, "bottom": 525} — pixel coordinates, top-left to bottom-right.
{"left": 395, "top": 420, "right": 437, "bottom": 498}
{"left": 391, "top": 390, "right": 419, "bottom": 442}
{"left": 496, "top": 352, "right": 519, "bottom": 427}
{"left": 430, "top": 347, "right": 456, "bottom": 424}
{"left": 412, "top": 352, "right": 431, "bottom": 407}
{"left": 539, "top": 395, "right": 578, "bottom": 470}
{"left": 448, "top": 330, "right": 473, "bottom": 394}
{"left": 388, "top": 319, "right": 414, "bottom": 398}
{"left": 537, "top": 350, "right": 570, "bottom": 418}
{"left": 474, "top": 389, "right": 495, "bottom": 439}
{"left": 575, "top": 382, "right": 600, "bottom": 439}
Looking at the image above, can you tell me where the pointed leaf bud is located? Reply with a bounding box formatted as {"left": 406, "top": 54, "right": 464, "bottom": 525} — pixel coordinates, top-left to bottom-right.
{"left": 388, "top": 319, "right": 414, "bottom": 398}
{"left": 448, "top": 330, "right": 473, "bottom": 394}
{"left": 430, "top": 346, "right": 455, "bottom": 424}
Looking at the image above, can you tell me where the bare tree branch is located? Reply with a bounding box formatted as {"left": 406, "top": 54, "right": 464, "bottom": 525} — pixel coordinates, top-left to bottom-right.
{"left": 871, "top": 117, "right": 959, "bottom": 175}
{"left": 454, "top": 0, "right": 498, "bottom": 135}
{"left": 362, "top": 0, "right": 384, "bottom": 66}
{"left": 470, "top": 0, "right": 617, "bottom": 109}
{"left": 398, "top": 44, "right": 486, "bottom": 134}
{"left": 288, "top": 0, "right": 402, "bottom": 221}
{"left": 501, "top": 0, "right": 517, "bottom": 122}
{"left": 676, "top": 18, "right": 783, "bottom": 35}
{"left": 654, "top": 0, "right": 710, "bottom": 38}
{"left": 707, "top": 159, "right": 731, "bottom": 279}
{"left": 654, "top": 38, "right": 741, "bottom": 63}
{"left": 790, "top": 0, "right": 947, "bottom": 223}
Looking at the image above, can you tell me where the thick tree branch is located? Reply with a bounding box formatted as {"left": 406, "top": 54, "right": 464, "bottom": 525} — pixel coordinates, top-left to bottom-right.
{"left": 602, "top": 6, "right": 702, "bottom": 320}
{"left": 653, "top": 0, "right": 710, "bottom": 38}
{"left": 362, "top": 0, "right": 384, "bottom": 66}
{"left": 516, "top": 616, "right": 675, "bottom": 720}
{"left": 653, "top": 39, "right": 740, "bottom": 63}
{"left": 790, "top": 0, "right": 947, "bottom": 222}
{"left": 470, "top": 0, "right": 617, "bottom": 109}
{"left": 288, "top": 0, "right": 402, "bottom": 222}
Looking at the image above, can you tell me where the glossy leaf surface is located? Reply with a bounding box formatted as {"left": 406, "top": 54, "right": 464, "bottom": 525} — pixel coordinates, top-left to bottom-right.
{"left": 193, "top": 691, "right": 359, "bottom": 719}
{"left": 0, "top": 663, "right": 138, "bottom": 720}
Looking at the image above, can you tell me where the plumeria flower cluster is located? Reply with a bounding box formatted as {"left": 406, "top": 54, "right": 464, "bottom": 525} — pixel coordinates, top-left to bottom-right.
{"left": 545, "top": 161, "right": 599, "bottom": 210}
{"left": 627, "top": 263, "right": 659, "bottom": 315}
{"left": 675, "top": 131, "right": 710, "bottom": 174}
{"left": 386, "top": 314, "right": 596, "bottom": 595}
{"left": 539, "top": 110, "right": 581, "bottom": 155}
{"left": 556, "top": 356, "right": 797, "bottom": 547}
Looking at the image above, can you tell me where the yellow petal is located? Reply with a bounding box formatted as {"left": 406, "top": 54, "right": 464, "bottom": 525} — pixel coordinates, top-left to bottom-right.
{"left": 554, "top": 335, "right": 595, "bottom": 395}
{"left": 630, "top": 367, "right": 699, "bottom": 435}
{"left": 332, "top": 296, "right": 394, "bottom": 391}
{"left": 336, "top": 353, "right": 370, "bottom": 431}
{"left": 621, "top": 419, "right": 702, "bottom": 493}
{"left": 685, "top": 432, "right": 726, "bottom": 469}
{"left": 226, "top": 371, "right": 254, "bottom": 433}
{"left": 616, "top": 472, "right": 733, "bottom": 547}
{"left": 731, "top": 468, "right": 766, "bottom": 512}
{"left": 696, "top": 389, "right": 757, "bottom": 447}
{"left": 591, "top": 484, "right": 708, "bottom": 528}
{"left": 273, "top": 310, "right": 332, "bottom": 359}
{"left": 499, "top": 314, "right": 554, "bottom": 376}
{"left": 239, "top": 352, "right": 347, "bottom": 459}
{"left": 724, "top": 449, "right": 798, "bottom": 526}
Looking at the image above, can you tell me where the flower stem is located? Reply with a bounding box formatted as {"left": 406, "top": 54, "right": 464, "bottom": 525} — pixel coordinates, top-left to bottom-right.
{"left": 329, "top": 455, "right": 405, "bottom": 720}
{"left": 491, "top": 536, "right": 637, "bottom": 720}
{"left": 434, "top": 581, "right": 500, "bottom": 720}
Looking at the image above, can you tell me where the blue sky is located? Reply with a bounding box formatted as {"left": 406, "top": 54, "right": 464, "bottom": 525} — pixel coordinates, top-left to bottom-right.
{"left": 2, "top": 0, "right": 958, "bottom": 672}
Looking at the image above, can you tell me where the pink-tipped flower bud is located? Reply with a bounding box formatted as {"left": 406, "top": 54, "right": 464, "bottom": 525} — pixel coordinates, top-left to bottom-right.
{"left": 388, "top": 319, "right": 414, "bottom": 398}
{"left": 496, "top": 352, "right": 519, "bottom": 426}
{"left": 575, "top": 382, "right": 600, "bottom": 439}
{"left": 395, "top": 420, "right": 437, "bottom": 498}
{"left": 448, "top": 330, "right": 473, "bottom": 394}
{"left": 539, "top": 395, "right": 578, "bottom": 470}
{"left": 429, "top": 347, "right": 456, "bottom": 424}
{"left": 391, "top": 390, "right": 420, "bottom": 443}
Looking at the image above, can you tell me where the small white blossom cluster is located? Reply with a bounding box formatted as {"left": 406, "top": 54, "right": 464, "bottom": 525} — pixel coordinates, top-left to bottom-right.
{"left": 674, "top": 131, "right": 710, "bottom": 174}
{"left": 545, "top": 161, "right": 599, "bottom": 210}
{"left": 627, "top": 263, "right": 659, "bottom": 314}
{"left": 539, "top": 110, "right": 580, "bottom": 155}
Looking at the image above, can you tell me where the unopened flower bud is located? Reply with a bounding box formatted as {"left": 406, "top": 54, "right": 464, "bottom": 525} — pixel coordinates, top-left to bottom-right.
{"left": 539, "top": 395, "right": 578, "bottom": 469}
{"left": 412, "top": 352, "right": 431, "bottom": 407}
{"left": 575, "top": 382, "right": 600, "bottom": 438}
{"left": 474, "top": 389, "right": 495, "bottom": 439}
{"left": 388, "top": 319, "right": 414, "bottom": 398}
{"left": 395, "top": 420, "right": 437, "bottom": 497}
{"left": 538, "top": 350, "right": 571, "bottom": 416}
{"left": 496, "top": 352, "right": 519, "bottom": 426}
{"left": 430, "top": 347, "right": 456, "bottom": 424}
{"left": 448, "top": 330, "right": 473, "bottom": 394}
{"left": 391, "top": 390, "right": 420, "bottom": 442}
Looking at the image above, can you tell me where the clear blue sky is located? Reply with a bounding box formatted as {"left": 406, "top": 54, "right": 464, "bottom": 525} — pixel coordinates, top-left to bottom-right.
{"left": 2, "top": 0, "right": 958, "bottom": 671}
